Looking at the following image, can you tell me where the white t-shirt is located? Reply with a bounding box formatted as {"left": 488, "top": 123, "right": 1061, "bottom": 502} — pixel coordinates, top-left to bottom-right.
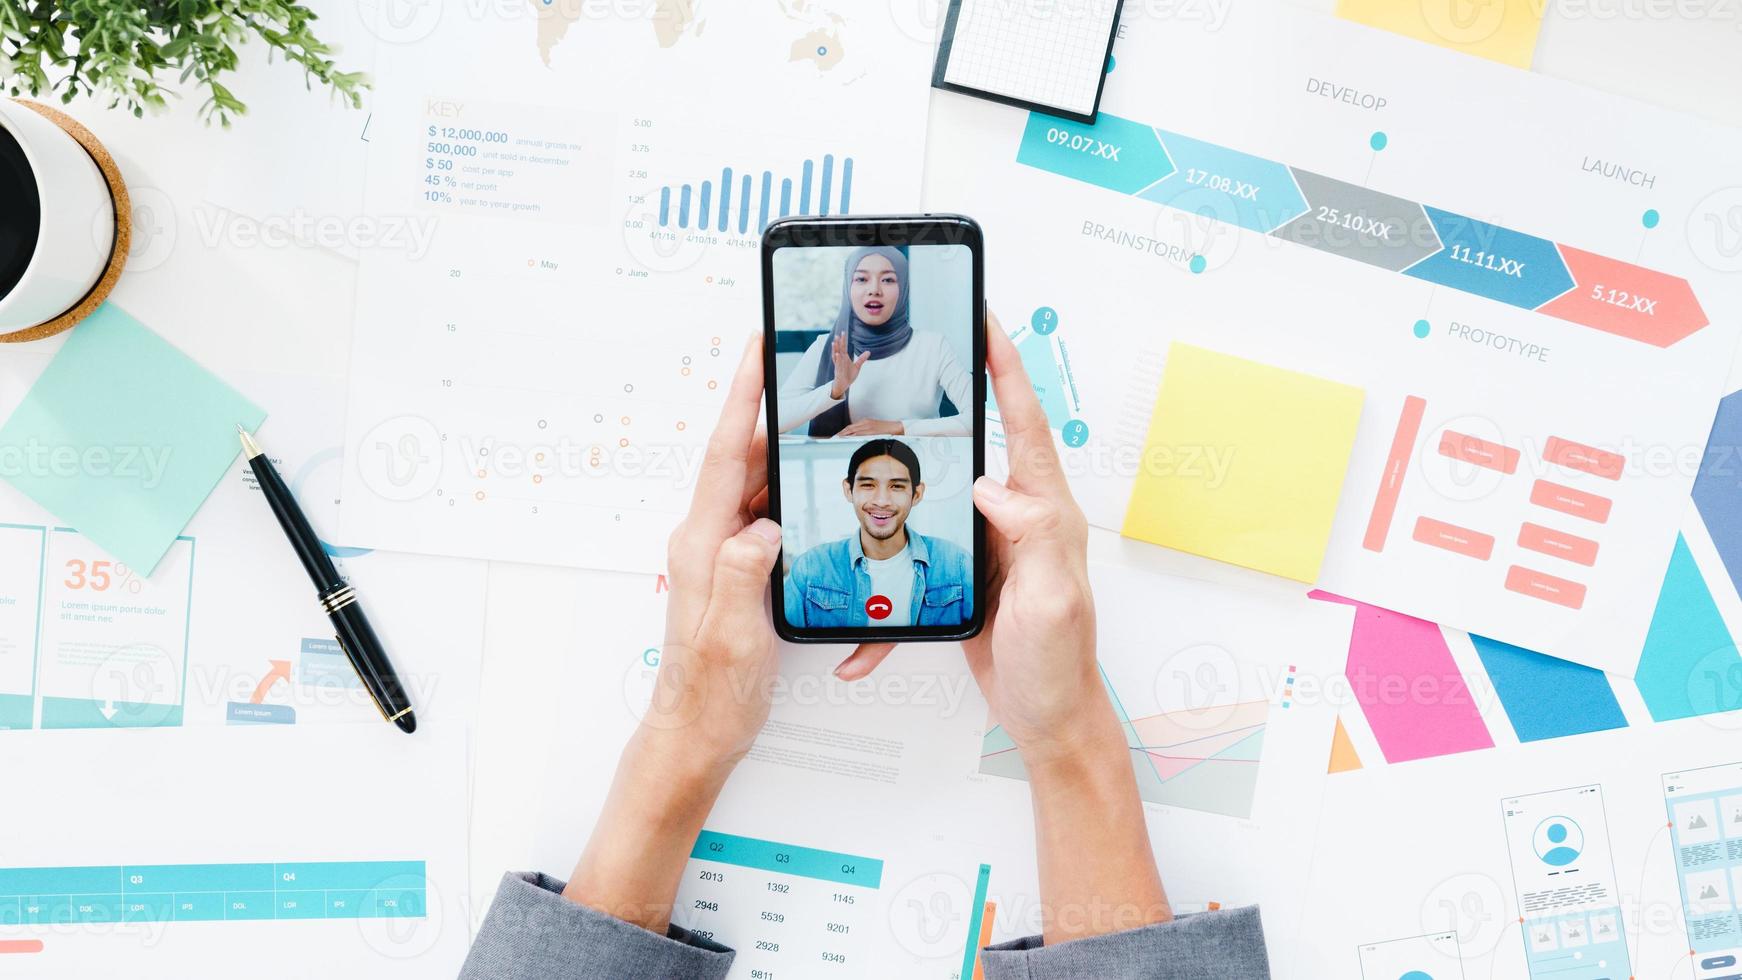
{"left": 861, "top": 545, "right": 914, "bottom": 626}
{"left": 778, "top": 331, "right": 972, "bottom": 436}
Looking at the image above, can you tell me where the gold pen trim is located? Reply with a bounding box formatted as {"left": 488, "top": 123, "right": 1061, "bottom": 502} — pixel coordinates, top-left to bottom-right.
{"left": 334, "top": 631, "right": 393, "bottom": 723}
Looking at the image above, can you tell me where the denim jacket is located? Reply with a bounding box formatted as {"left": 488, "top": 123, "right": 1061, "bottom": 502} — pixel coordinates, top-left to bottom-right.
{"left": 783, "top": 529, "right": 973, "bottom": 628}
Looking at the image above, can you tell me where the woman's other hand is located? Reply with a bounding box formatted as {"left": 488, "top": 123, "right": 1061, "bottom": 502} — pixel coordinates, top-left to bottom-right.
{"left": 561, "top": 335, "right": 783, "bottom": 933}
{"left": 829, "top": 330, "right": 871, "bottom": 399}
{"left": 830, "top": 311, "right": 1104, "bottom": 751}
{"left": 969, "top": 313, "right": 1168, "bottom": 944}
{"left": 650, "top": 333, "right": 784, "bottom": 768}
{"left": 960, "top": 314, "right": 1113, "bottom": 766}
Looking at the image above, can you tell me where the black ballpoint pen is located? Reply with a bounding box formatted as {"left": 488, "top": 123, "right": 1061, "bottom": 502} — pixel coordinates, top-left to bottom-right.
{"left": 238, "top": 425, "right": 417, "bottom": 734}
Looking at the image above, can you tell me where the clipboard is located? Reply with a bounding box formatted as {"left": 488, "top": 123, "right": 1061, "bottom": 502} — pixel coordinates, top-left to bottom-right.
{"left": 931, "top": 0, "right": 1124, "bottom": 124}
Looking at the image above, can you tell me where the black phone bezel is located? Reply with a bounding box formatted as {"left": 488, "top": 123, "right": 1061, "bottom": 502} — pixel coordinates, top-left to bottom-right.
{"left": 760, "top": 214, "right": 987, "bottom": 644}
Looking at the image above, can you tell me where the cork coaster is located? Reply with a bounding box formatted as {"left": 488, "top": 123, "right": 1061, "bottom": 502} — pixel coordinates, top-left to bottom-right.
{"left": 0, "top": 99, "right": 131, "bottom": 344}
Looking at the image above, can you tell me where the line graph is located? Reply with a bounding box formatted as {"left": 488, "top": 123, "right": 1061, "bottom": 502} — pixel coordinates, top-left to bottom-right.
{"left": 979, "top": 665, "right": 1269, "bottom": 819}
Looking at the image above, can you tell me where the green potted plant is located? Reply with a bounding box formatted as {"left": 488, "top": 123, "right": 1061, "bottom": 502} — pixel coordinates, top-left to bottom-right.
{"left": 1, "top": 0, "right": 366, "bottom": 125}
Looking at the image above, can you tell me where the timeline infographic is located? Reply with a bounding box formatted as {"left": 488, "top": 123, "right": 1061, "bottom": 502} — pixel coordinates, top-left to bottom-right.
{"left": 1017, "top": 113, "right": 1706, "bottom": 345}
{"left": 924, "top": 2, "right": 1742, "bottom": 674}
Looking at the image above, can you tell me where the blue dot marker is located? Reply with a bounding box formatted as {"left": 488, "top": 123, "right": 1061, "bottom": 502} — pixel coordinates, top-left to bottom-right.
{"left": 1106, "top": 55, "right": 1116, "bottom": 73}
{"left": 1032, "top": 306, "right": 1058, "bottom": 334}
{"left": 817, "top": 45, "right": 828, "bottom": 56}
{"left": 1370, "top": 131, "right": 1388, "bottom": 151}
{"left": 1062, "top": 420, "right": 1090, "bottom": 447}
{"left": 1413, "top": 319, "right": 1430, "bottom": 339}
{"left": 1189, "top": 255, "right": 1207, "bottom": 274}
{"left": 1642, "top": 208, "right": 1660, "bottom": 229}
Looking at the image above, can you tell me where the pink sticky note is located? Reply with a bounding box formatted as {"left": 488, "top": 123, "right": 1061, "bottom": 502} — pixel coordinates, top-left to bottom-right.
{"left": 1310, "top": 591, "right": 1495, "bottom": 764}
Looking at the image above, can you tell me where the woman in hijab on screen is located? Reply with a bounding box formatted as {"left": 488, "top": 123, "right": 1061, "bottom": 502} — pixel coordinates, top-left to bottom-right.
{"left": 777, "top": 245, "right": 973, "bottom": 438}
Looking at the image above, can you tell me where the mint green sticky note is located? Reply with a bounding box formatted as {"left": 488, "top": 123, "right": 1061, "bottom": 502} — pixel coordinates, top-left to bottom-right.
{"left": 0, "top": 305, "right": 265, "bottom": 574}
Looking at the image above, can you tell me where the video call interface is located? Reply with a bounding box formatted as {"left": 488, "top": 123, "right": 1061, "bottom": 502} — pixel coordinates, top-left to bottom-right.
{"left": 770, "top": 242, "right": 976, "bottom": 632}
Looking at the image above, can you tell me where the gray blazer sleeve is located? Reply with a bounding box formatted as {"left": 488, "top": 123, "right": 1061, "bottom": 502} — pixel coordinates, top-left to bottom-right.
{"left": 980, "top": 906, "right": 1271, "bottom": 980}
{"left": 458, "top": 872, "right": 734, "bottom": 980}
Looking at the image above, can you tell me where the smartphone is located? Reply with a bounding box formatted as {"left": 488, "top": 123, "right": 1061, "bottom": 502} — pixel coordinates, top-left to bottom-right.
{"left": 761, "top": 214, "right": 986, "bottom": 643}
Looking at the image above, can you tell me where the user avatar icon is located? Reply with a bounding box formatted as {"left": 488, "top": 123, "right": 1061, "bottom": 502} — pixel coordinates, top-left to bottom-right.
{"left": 1533, "top": 816, "right": 1584, "bottom": 867}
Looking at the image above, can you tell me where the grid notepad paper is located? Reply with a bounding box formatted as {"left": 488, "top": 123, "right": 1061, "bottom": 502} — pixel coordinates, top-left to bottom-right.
{"left": 936, "top": 0, "right": 1120, "bottom": 119}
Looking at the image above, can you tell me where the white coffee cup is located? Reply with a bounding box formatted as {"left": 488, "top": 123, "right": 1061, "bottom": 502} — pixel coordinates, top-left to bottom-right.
{"left": 0, "top": 99, "right": 116, "bottom": 333}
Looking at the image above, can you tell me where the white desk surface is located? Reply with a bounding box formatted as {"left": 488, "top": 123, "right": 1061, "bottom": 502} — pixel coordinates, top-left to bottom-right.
{"left": 23, "top": 0, "right": 1742, "bottom": 926}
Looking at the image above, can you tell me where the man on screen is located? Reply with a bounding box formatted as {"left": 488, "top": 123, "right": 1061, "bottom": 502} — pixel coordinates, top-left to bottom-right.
{"left": 783, "top": 438, "right": 973, "bottom": 628}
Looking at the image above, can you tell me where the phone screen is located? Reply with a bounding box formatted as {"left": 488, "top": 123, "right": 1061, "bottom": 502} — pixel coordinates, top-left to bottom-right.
{"left": 763, "top": 219, "right": 984, "bottom": 642}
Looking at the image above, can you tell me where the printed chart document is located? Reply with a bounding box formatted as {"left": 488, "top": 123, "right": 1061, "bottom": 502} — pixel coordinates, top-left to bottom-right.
{"left": 339, "top": 1, "right": 938, "bottom": 572}
{"left": 951, "top": 564, "right": 1348, "bottom": 975}
{"left": 924, "top": 2, "right": 1742, "bottom": 674}
{"left": 530, "top": 562, "right": 1350, "bottom": 978}
{"left": 531, "top": 624, "right": 996, "bottom": 977}
{"left": 0, "top": 724, "right": 470, "bottom": 977}
{"left": 0, "top": 353, "right": 487, "bottom": 733}
{"left": 1299, "top": 716, "right": 1742, "bottom": 978}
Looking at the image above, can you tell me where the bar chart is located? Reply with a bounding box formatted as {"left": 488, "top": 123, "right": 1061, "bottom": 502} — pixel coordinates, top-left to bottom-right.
{"left": 657, "top": 154, "right": 855, "bottom": 234}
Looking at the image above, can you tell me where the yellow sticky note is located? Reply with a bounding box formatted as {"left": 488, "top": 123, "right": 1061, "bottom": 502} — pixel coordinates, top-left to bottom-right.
{"left": 1121, "top": 343, "right": 1364, "bottom": 583}
{"left": 1336, "top": 0, "right": 1545, "bottom": 69}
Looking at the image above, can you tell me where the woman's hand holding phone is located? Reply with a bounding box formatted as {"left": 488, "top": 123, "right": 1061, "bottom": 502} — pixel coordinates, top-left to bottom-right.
{"left": 562, "top": 335, "right": 785, "bottom": 932}
{"left": 832, "top": 313, "right": 1112, "bottom": 759}
{"left": 835, "top": 312, "right": 1170, "bottom": 945}
{"left": 956, "top": 314, "right": 1115, "bottom": 764}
